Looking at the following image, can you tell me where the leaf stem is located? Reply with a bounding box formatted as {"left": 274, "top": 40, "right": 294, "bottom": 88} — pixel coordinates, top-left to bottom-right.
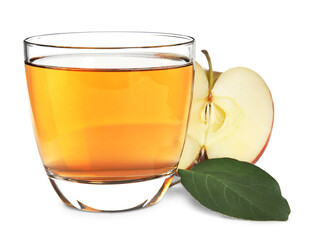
{"left": 169, "top": 179, "right": 181, "bottom": 187}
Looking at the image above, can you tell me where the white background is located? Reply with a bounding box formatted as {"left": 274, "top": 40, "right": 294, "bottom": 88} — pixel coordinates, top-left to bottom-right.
{"left": 1, "top": 0, "right": 310, "bottom": 239}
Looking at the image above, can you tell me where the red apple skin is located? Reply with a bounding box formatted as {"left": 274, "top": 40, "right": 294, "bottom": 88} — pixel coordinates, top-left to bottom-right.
{"left": 251, "top": 128, "right": 272, "bottom": 164}
{"left": 251, "top": 98, "right": 274, "bottom": 164}
{"left": 185, "top": 162, "right": 195, "bottom": 170}
{"left": 179, "top": 154, "right": 199, "bottom": 172}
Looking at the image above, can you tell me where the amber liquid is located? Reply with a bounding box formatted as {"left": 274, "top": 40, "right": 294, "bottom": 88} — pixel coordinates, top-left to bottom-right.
{"left": 25, "top": 54, "right": 193, "bottom": 182}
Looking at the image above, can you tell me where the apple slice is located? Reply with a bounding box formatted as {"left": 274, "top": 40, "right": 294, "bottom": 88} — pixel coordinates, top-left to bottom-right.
{"left": 178, "top": 50, "right": 274, "bottom": 169}
{"left": 177, "top": 63, "right": 209, "bottom": 169}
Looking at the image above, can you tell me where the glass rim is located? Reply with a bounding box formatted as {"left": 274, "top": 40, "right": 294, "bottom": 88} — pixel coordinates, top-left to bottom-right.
{"left": 23, "top": 31, "right": 195, "bottom": 50}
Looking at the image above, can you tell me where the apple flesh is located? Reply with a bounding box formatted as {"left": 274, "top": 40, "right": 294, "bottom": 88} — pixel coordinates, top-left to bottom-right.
{"left": 178, "top": 52, "right": 274, "bottom": 170}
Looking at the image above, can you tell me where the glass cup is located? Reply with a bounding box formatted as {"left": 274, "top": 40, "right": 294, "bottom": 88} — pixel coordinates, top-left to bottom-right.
{"left": 24, "top": 32, "right": 195, "bottom": 212}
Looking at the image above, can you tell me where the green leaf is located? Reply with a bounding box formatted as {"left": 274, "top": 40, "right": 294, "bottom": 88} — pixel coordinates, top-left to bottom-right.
{"left": 178, "top": 158, "right": 290, "bottom": 221}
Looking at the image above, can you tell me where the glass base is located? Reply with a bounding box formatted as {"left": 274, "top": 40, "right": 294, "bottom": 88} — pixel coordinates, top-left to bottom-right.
{"left": 48, "top": 172, "right": 174, "bottom": 212}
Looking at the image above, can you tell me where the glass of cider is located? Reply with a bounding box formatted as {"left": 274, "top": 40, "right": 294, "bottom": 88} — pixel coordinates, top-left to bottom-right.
{"left": 24, "top": 32, "right": 195, "bottom": 211}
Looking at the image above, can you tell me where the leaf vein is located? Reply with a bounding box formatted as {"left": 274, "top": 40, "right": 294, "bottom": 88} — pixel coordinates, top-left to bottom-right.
{"left": 203, "top": 173, "right": 276, "bottom": 218}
